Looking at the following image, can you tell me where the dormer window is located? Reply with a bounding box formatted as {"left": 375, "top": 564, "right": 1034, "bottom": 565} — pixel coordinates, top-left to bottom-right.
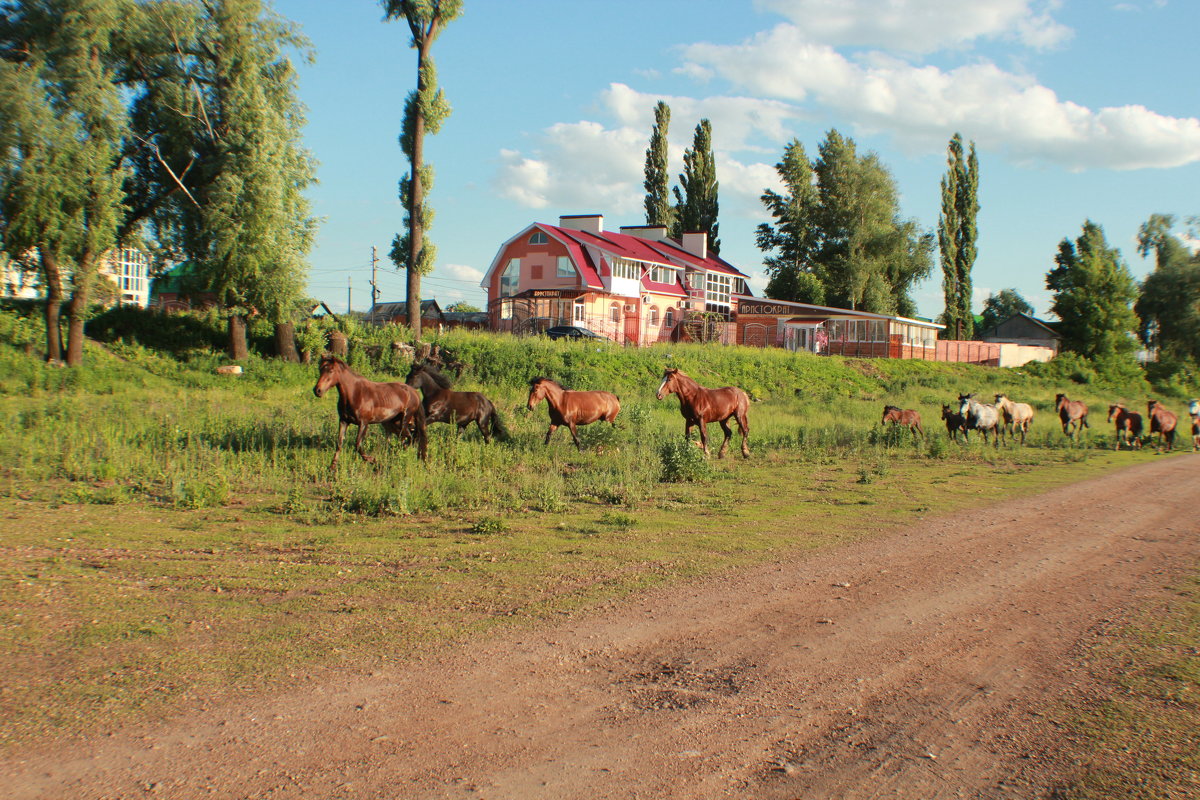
{"left": 529, "top": 231, "right": 548, "bottom": 245}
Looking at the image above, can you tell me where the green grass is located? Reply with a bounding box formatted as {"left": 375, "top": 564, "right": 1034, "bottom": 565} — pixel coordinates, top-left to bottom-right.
{"left": 1056, "top": 574, "right": 1200, "bottom": 798}
{"left": 0, "top": 327, "right": 1194, "bottom": 753}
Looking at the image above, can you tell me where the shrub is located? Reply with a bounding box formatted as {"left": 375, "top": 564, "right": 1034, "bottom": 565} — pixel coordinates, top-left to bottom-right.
{"left": 658, "top": 436, "right": 712, "bottom": 483}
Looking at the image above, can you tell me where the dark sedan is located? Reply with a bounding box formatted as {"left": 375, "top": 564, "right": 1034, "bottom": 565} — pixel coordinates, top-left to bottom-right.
{"left": 545, "top": 325, "right": 606, "bottom": 341}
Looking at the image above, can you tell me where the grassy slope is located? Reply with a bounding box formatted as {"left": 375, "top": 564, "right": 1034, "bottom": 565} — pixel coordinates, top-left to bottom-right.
{"left": 0, "top": 331, "right": 1195, "bottom": 785}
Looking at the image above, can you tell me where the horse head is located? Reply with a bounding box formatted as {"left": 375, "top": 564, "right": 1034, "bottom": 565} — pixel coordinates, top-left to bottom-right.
{"left": 1055, "top": 393, "right": 1068, "bottom": 410}
{"left": 657, "top": 368, "right": 681, "bottom": 400}
{"left": 527, "top": 377, "right": 552, "bottom": 409}
{"left": 941, "top": 404, "right": 954, "bottom": 419}
{"left": 957, "top": 393, "right": 974, "bottom": 417}
{"left": 313, "top": 355, "right": 341, "bottom": 398}
{"left": 1107, "top": 403, "right": 1124, "bottom": 422}
{"left": 994, "top": 393, "right": 1008, "bottom": 408}
{"left": 1147, "top": 399, "right": 1161, "bottom": 416}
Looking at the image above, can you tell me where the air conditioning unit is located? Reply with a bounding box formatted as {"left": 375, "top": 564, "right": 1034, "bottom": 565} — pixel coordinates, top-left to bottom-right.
{"left": 624, "top": 304, "right": 637, "bottom": 313}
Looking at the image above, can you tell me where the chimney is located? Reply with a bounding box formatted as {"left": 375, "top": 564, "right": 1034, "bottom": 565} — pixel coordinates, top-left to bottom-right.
{"left": 680, "top": 231, "right": 708, "bottom": 260}
{"left": 619, "top": 225, "right": 669, "bottom": 242}
{"left": 558, "top": 214, "right": 604, "bottom": 235}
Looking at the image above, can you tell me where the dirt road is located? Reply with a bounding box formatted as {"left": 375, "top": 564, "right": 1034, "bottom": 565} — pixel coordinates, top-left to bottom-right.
{"left": 6, "top": 457, "right": 1198, "bottom": 799}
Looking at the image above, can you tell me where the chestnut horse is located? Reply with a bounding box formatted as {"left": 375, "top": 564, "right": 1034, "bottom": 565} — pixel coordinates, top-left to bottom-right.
{"left": 313, "top": 354, "right": 427, "bottom": 468}
{"left": 1146, "top": 399, "right": 1178, "bottom": 452}
{"left": 406, "top": 362, "right": 508, "bottom": 443}
{"left": 1106, "top": 403, "right": 1143, "bottom": 450}
{"left": 527, "top": 377, "right": 620, "bottom": 449}
{"left": 994, "top": 393, "right": 1034, "bottom": 444}
{"left": 1055, "top": 393, "right": 1089, "bottom": 439}
{"left": 657, "top": 368, "right": 750, "bottom": 458}
{"left": 941, "top": 404, "right": 966, "bottom": 442}
{"left": 881, "top": 405, "right": 923, "bottom": 439}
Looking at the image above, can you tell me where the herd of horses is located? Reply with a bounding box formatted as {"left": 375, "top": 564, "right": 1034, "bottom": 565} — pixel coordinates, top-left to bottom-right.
{"left": 882, "top": 392, "right": 1199, "bottom": 453}
{"left": 312, "top": 355, "right": 750, "bottom": 468}
{"left": 313, "top": 354, "right": 1198, "bottom": 471}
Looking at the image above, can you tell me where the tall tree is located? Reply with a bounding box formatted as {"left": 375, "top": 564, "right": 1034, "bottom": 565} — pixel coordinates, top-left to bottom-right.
{"left": 938, "top": 133, "right": 979, "bottom": 340}
{"left": 812, "top": 129, "right": 931, "bottom": 314}
{"left": 383, "top": 0, "right": 461, "bottom": 340}
{"left": 642, "top": 100, "right": 674, "bottom": 230}
{"left": 1046, "top": 220, "right": 1138, "bottom": 359}
{"left": 672, "top": 118, "right": 720, "bottom": 253}
{"left": 977, "top": 288, "right": 1034, "bottom": 334}
{"left": 0, "top": 0, "right": 129, "bottom": 365}
{"left": 1134, "top": 213, "right": 1200, "bottom": 362}
{"left": 756, "top": 138, "right": 824, "bottom": 304}
{"left": 155, "top": 0, "right": 316, "bottom": 360}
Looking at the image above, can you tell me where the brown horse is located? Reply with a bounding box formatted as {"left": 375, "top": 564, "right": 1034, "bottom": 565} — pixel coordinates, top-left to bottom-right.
{"left": 657, "top": 368, "right": 750, "bottom": 458}
{"left": 1146, "top": 399, "right": 1178, "bottom": 452}
{"left": 941, "top": 404, "right": 966, "bottom": 442}
{"left": 1055, "top": 393, "right": 1089, "bottom": 439}
{"left": 312, "top": 354, "right": 427, "bottom": 468}
{"left": 406, "top": 362, "right": 508, "bottom": 443}
{"left": 527, "top": 377, "right": 620, "bottom": 449}
{"left": 1106, "top": 403, "right": 1143, "bottom": 450}
{"left": 881, "top": 405, "right": 923, "bottom": 438}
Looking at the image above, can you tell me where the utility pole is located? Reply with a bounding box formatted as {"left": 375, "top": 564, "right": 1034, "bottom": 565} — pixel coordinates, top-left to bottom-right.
{"left": 369, "top": 246, "right": 380, "bottom": 326}
{"left": 347, "top": 276, "right": 352, "bottom": 315}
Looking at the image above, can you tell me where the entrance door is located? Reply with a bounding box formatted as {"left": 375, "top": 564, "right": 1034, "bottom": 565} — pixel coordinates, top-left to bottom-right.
{"left": 623, "top": 306, "right": 640, "bottom": 346}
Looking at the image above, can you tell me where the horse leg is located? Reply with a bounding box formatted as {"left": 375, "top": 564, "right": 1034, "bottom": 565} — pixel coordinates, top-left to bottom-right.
{"left": 331, "top": 420, "right": 349, "bottom": 470}
{"left": 354, "top": 423, "right": 376, "bottom": 464}
{"left": 544, "top": 424, "right": 557, "bottom": 446}
{"left": 716, "top": 419, "right": 732, "bottom": 459}
{"left": 697, "top": 422, "right": 711, "bottom": 457}
{"left": 412, "top": 411, "right": 427, "bottom": 462}
{"left": 477, "top": 416, "right": 491, "bottom": 444}
{"left": 738, "top": 411, "right": 750, "bottom": 458}
{"left": 568, "top": 422, "right": 583, "bottom": 451}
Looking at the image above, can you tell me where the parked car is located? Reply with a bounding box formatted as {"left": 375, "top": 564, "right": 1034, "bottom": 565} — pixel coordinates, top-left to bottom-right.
{"left": 545, "top": 325, "right": 605, "bottom": 341}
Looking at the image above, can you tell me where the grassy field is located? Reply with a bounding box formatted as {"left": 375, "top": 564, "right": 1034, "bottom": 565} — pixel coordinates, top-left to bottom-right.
{"left": 0, "top": 325, "right": 1196, "bottom": 779}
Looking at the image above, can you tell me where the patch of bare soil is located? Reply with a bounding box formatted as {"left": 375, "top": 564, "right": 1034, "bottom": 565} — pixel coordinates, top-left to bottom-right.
{"left": 5, "top": 457, "right": 1198, "bottom": 800}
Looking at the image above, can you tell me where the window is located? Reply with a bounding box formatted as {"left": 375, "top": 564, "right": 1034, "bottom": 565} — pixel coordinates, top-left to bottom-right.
{"left": 500, "top": 299, "right": 513, "bottom": 320}
{"left": 574, "top": 298, "right": 585, "bottom": 322}
{"left": 664, "top": 308, "right": 675, "bottom": 328}
{"left": 557, "top": 256, "right": 574, "bottom": 279}
{"left": 500, "top": 258, "right": 519, "bottom": 297}
{"left": 704, "top": 272, "right": 733, "bottom": 316}
{"left": 610, "top": 258, "right": 640, "bottom": 281}
{"left": 610, "top": 303, "right": 620, "bottom": 322}
{"left": 529, "top": 231, "right": 548, "bottom": 245}
{"left": 646, "top": 264, "right": 676, "bottom": 284}
{"left": 648, "top": 306, "right": 659, "bottom": 326}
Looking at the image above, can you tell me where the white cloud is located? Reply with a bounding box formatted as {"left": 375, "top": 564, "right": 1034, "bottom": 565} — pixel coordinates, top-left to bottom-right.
{"left": 444, "top": 263, "right": 484, "bottom": 282}
{"left": 681, "top": 24, "right": 1200, "bottom": 170}
{"left": 752, "top": 0, "right": 1071, "bottom": 52}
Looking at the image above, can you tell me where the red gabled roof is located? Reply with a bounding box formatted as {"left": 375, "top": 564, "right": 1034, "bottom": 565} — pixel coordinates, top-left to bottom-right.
{"left": 541, "top": 224, "right": 750, "bottom": 279}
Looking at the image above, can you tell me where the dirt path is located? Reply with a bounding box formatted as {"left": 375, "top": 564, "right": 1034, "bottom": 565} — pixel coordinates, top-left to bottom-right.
{"left": 6, "top": 457, "right": 1198, "bottom": 799}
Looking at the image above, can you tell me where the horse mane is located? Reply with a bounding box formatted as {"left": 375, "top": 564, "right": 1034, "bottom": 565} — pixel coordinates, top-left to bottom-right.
{"left": 416, "top": 361, "right": 453, "bottom": 389}
{"left": 530, "top": 376, "right": 560, "bottom": 388}
{"left": 668, "top": 369, "right": 701, "bottom": 391}
{"left": 883, "top": 404, "right": 900, "bottom": 413}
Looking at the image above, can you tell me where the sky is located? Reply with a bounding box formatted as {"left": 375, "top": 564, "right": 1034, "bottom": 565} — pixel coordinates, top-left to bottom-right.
{"left": 278, "top": 0, "right": 1200, "bottom": 322}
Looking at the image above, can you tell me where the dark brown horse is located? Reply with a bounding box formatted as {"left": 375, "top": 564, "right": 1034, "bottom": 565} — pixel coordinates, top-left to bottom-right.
{"left": 1055, "top": 393, "right": 1089, "bottom": 439}
{"left": 941, "top": 404, "right": 966, "bottom": 442}
{"left": 881, "top": 405, "right": 923, "bottom": 438}
{"left": 657, "top": 368, "right": 750, "bottom": 458}
{"left": 527, "top": 377, "right": 620, "bottom": 449}
{"left": 405, "top": 361, "right": 508, "bottom": 443}
{"left": 1147, "top": 399, "right": 1178, "bottom": 452}
{"left": 313, "top": 354, "right": 427, "bottom": 467}
{"left": 1106, "top": 403, "right": 1143, "bottom": 450}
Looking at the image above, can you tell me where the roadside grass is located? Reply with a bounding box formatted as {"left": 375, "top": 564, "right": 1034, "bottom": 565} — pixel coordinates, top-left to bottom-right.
{"left": 0, "top": 332, "right": 1193, "bottom": 752}
{"left": 1057, "top": 574, "right": 1200, "bottom": 799}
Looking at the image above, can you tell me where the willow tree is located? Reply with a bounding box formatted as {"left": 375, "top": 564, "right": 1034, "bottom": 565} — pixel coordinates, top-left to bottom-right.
{"left": 672, "top": 118, "right": 720, "bottom": 254}
{"left": 938, "top": 133, "right": 979, "bottom": 340}
{"left": 0, "top": 0, "right": 129, "bottom": 365}
{"left": 642, "top": 100, "right": 674, "bottom": 230}
{"left": 383, "top": 0, "right": 461, "bottom": 340}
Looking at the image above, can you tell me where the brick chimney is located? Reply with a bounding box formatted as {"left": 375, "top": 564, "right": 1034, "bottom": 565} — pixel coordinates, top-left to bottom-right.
{"left": 558, "top": 214, "right": 604, "bottom": 234}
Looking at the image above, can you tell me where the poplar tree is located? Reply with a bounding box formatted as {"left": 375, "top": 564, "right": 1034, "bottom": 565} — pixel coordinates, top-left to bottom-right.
{"left": 938, "top": 133, "right": 979, "bottom": 340}
{"left": 642, "top": 100, "right": 674, "bottom": 230}
{"left": 383, "top": 0, "right": 461, "bottom": 340}
{"left": 672, "top": 118, "right": 720, "bottom": 254}
{"left": 756, "top": 138, "right": 824, "bottom": 304}
{"left": 1046, "top": 220, "right": 1138, "bottom": 359}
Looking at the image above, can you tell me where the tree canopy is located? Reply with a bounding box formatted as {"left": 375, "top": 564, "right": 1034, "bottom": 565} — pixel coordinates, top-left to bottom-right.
{"left": 939, "top": 133, "right": 979, "bottom": 340}
{"left": 642, "top": 100, "right": 674, "bottom": 231}
{"left": 1134, "top": 213, "right": 1200, "bottom": 363}
{"left": 672, "top": 118, "right": 720, "bottom": 253}
{"left": 977, "top": 289, "right": 1034, "bottom": 335}
{"left": 1046, "top": 220, "right": 1138, "bottom": 360}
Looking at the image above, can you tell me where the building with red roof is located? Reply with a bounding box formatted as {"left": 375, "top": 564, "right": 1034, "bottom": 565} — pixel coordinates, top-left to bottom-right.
{"left": 480, "top": 214, "right": 750, "bottom": 345}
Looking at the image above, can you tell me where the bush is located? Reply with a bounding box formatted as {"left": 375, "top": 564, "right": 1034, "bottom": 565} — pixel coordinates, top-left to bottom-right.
{"left": 658, "top": 435, "right": 712, "bottom": 482}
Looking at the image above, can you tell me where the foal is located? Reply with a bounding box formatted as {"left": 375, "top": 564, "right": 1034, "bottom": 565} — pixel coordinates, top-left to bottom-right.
{"left": 1106, "top": 403, "right": 1143, "bottom": 450}
{"left": 881, "top": 405, "right": 923, "bottom": 439}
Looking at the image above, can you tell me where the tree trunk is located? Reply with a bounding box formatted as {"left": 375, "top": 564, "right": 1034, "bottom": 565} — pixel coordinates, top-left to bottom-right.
{"left": 228, "top": 315, "right": 249, "bottom": 361}
{"left": 274, "top": 321, "right": 299, "bottom": 362}
{"left": 40, "top": 251, "right": 64, "bottom": 363}
{"left": 65, "top": 265, "right": 97, "bottom": 367}
{"left": 406, "top": 39, "right": 432, "bottom": 342}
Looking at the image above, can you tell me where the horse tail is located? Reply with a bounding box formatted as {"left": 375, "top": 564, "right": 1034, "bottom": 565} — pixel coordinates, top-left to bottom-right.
{"left": 490, "top": 409, "right": 511, "bottom": 442}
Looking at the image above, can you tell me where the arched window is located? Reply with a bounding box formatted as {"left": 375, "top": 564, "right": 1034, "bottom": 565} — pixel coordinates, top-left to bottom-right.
{"left": 609, "top": 302, "right": 620, "bottom": 323}
{"left": 529, "top": 231, "right": 548, "bottom": 245}
{"left": 648, "top": 306, "right": 659, "bottom": 326}
{"left": 664, "top": 308, "right": 675, "bottom": 328}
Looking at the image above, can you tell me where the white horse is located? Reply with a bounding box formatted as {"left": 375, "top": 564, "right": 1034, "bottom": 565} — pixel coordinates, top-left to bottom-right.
{"left": 994, "top": 393, "right": 1034, "bottom": 444}
{"left": 958, "top": 393, "right": 1005, "bottom": 447}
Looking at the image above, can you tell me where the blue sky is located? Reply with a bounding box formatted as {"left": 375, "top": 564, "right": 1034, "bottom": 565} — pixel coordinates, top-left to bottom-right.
{"left": 279, "top": 0, "right": 1199, "bottom": 321}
